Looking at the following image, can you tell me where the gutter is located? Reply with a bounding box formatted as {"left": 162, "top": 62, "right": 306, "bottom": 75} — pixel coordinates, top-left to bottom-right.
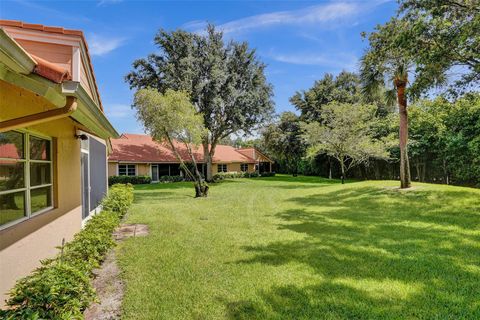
{"left": 0, "top": 96, "right": 77, "bottom": 132}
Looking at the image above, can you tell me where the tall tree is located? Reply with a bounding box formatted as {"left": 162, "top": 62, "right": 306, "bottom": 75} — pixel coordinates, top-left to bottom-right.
{"left": 302, "top": 103, "right": 390, "bottom": 184}
{"left": 290, "top": 71, "right": 393, "bottom": 122}
{"left": 398, "top": 0, "right": 480, "bottom": 97}
{"left": 361, "top": 18, "right": 414, "bottom": 188}
{"left": 133, "top": 88, "right": 209, "bottom": 197}
{"left": 126, "top": 25, "right": 274, "bottom": 181}
{"left": 262, "top": 112, "right": 306, "bottom": 175}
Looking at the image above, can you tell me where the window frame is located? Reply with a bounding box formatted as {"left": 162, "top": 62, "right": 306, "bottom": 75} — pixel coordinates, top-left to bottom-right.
{"left": 240, "top": 164, "right": 249, "bottom": 172}
{"left": 217, "top": 164, "right": 228, "bottom": 173}
{"left": 0, "top": 130, "right": 54, "bottom": 230}
{"left": 118, "top": 164, "right": 136, "bottom": 176}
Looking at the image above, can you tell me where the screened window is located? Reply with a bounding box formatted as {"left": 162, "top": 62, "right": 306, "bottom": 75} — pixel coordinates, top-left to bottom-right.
{"left": 119, "top": 164, "right": 136, "bottom": 176}
{"left": 240, "top": 164, "right": 249, "bottom": 172}
{"left": 217, "top": 164, "right": 228, "bottom": 172}
{"left": 0, "top": 131, "right": 53, "bottom": 228}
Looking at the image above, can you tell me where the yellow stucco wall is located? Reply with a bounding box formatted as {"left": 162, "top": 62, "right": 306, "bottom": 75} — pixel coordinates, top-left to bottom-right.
{"left": 0, "top": 80, "right": 84, "bottom": 304}
{"left": 108, "top": 162, "right": 117, "bottom": 177}
{"left": 137, "top": 163, "right": 150, "bottom": 176}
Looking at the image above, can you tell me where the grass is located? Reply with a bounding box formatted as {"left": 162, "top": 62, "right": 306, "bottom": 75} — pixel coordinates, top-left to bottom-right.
{"left": 117, "top": 175, "right": 480, "bottom": 319}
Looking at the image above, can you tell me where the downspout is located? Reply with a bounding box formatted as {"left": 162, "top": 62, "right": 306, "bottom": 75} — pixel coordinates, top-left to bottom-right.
{"left": 0, "top": 96, "right": 77, "bottom": 132}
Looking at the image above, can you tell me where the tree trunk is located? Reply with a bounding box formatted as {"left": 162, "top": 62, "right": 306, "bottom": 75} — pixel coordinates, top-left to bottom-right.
{"left": 328, "top": 157, "right": 332, "bottom": 179}
{"left": 166, "top": 135, "right": 206, "bottom": 197}
{"left": 443, "top": 158, "right": 449, "bottom": 185}
{"left": 396, "top": 80, "right": 411, "bottom": 189}
{"left": 340, "top": 158, "right": 345, "bottom": 184}
{"left": 415, "top": 160, "right": 421, "bottom": 182}
{"left": 203, "top": 143, "right": 213, "bottom": 182}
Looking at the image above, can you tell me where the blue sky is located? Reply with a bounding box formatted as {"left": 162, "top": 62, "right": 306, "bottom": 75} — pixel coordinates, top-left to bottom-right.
{"left": 1, "top": 0, "right": 397, "bottom": 134}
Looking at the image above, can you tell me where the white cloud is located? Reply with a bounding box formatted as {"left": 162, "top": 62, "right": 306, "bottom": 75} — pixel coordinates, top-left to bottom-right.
{"left": 104, "top": 104, "right": 133, "bottom": 118}
{"left": 88, "top": 34, "right": 126, "bottom": 56}
{"left": 266, "top": 51, "right": 358, "bottom": 70}
{"left": 187, "top": 2, "right": 362, "bottom": 35}
{"left": 185, "top": 1, "right": 389, "bottom": 35}
{"left": 97, "top": 0, "right": 122, "bottom": 6}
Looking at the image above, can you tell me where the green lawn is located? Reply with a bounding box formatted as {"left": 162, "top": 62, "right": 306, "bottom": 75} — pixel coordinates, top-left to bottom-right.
{"left": 117, "top": 175, "right": 480, "bottom": 319}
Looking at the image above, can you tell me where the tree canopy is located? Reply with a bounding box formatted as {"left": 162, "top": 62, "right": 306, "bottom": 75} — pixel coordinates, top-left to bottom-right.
{"left": 302, "top": 103, "right": 390, "bottom": 183}
{"left": 133, "top": 88, "right": 208, "bottom": 196}
{"left": 262, "top": 112, "right": 306, "bottom": 175}
{"left": 126, "top": 24, "right": 274, "bottom": 180}
{"left": 398, "top": 0, "right": 480, "bottom": 96}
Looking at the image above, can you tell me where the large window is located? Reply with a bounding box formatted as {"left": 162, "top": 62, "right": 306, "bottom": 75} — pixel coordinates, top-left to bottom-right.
{"left": 0, "top": 130, "right": 53, "bottom": 228}
{"left": 217, "top": 164, "right": 228, "bottom": 172}
{"left": 118, "top": 164, "right": 136, "bottom": 176}
{"left": 240, "top": 164, "right": 249, "bottom": 172}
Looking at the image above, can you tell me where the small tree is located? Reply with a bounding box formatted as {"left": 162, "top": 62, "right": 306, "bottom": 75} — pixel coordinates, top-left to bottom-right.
{"left": 302, "top": 103, "right": 390, "bottom": 184}
{"left": 133, "top": 88, "right": 209, "bottom": 197}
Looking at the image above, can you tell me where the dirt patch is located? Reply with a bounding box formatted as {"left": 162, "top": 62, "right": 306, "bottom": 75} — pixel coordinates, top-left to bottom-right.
{"left": 84, "top": 224, "right": 149, "bottom": 319}
{"left": 113, "top": 224, "right": 149, "bottom": 240}
{"left": 84, "top": 251, "right": 123, "bottom": 320}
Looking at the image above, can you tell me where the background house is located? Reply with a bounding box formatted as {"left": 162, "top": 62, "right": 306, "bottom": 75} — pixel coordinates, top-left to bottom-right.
{"left": 0, "top": 20, "right": 118, "bottom": 304}
{"left": 108, "top": 133, "right": 274, "bottom": 181}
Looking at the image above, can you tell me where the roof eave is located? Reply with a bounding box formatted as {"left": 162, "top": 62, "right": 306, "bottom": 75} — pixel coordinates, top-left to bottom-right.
{"left": 62, "top": 81, "right": 119, "bottom": 139}
{"left": 0, "top": 28, "right": 36, "bottom": 74}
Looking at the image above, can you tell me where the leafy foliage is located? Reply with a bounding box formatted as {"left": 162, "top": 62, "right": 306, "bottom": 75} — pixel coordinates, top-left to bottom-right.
{"left": 108, "top": 175, "right": 152, "bottom": 186}
{"left": 262, "top": 112, "right": 306, "bottom": 174}
{"left": 133, "top": 88, "right": 208, "bottom": 196}
{"left": 409, "top": 93, "right": 480, "bottom": 185}
{"left": 302, "top": 103, "right": 391, "bottom": 183}
{"left": 0, "top": 184, "right": 134, "bottom": 319}
{"left": 398, "top": 0, "right": 480, "bottom": 96}
{"left": 101, "top": 183, "right": 135, "bottom": 217}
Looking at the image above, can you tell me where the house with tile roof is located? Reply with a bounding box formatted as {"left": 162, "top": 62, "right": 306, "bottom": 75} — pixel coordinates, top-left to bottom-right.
{"left": 0, "top": 20, "right": 118, "bottom": 303}
{"left": 108, "top": 134, "right": 274, "bottom": 181}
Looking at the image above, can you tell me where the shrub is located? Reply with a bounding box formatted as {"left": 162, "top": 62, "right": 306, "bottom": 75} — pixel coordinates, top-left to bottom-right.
{"left": 212, "top": 171, "right": 276, "bottom": 181}
{"left": 0, "top": 184, "right": 134, "bottom": 319}
{"left": 158, "top": 175, "right": 184, "bottom": 183}
{"left": 101, "top": 183, "right": 134, "bottom": 217}
{"left": 108, "top": 175, "right": 151, "bottom": 186}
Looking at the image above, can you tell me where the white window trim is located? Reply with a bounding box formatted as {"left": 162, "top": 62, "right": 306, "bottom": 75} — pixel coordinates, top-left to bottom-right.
{"left": 118, "top": 163, "right": 136, "bottom": 176}
{"left": 0, "top": 130, "right": 54, "bottom": 230}
{"left": 218, "top": 164, "right": 228, "bottom": 173}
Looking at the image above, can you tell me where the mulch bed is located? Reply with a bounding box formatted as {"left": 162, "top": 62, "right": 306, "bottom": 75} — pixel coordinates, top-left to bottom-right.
{"left": 84, "top": 224, "right": 148, "bottom": 319}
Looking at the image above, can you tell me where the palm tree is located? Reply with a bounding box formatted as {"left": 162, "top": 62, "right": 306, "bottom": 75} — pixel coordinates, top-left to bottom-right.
{"left": 360, "top": 19, "right": 412, "bottom": 188}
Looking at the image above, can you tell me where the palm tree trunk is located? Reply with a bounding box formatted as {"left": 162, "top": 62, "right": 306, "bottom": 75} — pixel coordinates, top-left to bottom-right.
{"left": 396, "top": 80, "right": 411, "bottom": 189}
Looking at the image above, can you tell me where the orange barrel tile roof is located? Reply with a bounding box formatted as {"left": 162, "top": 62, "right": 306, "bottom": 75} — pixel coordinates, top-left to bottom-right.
{"left": 109, "top": 134, "right": 256, "bottom": 163}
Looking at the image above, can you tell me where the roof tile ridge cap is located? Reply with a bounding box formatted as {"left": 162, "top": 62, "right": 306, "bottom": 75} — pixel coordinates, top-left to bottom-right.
{"left": 29, "top": 53, "right": 71, "bottom": 83}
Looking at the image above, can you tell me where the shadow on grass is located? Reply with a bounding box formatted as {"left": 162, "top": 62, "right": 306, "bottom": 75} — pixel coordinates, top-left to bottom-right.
{"left": 254, "top": 175, "right": 343, "bottom": 184}
{"left": 228, "top": 186, "right": 480, "bottom": 318}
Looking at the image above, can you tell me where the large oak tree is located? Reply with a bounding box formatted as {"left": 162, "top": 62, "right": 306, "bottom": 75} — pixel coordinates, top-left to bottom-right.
{"left": 126, "top": 25, "right": 274, "bottom": 181}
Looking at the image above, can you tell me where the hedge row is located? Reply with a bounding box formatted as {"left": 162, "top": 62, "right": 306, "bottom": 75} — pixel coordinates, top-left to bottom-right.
{"left": 0, "top": 184, "right": 134, "bottom": 320}
{"left": 108, "top": 175, "right": 151, "bottom": 185}
{"left": 213, "top": 171, "right": 276, "bottom": 180}
{"left": 157, "top": 175, "right": 184, "bottom": 183}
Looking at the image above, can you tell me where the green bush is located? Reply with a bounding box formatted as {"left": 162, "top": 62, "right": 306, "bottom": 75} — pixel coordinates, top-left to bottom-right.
{"left": 158, "top": 175, "right": 184, "bottom": 183}
{"left": 0, "top": 184, "right": 134, "bottom": 319}
{"left": 108, "top": 175, "right": 151, "bottom": 185}
{"left": 101, "top": 183, "right": 134, "bottom": 217}
{"left": 212, "top": 171, "right": 276, "bottom": 181}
